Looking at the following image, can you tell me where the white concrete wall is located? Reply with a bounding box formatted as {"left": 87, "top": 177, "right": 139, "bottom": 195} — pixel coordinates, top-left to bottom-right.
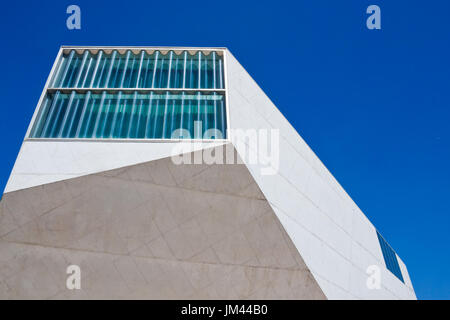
{"left": 4, "top": 140, "right": 226, "bottom": 193}
{"left": 226, "top": 50, "right": 416, "bottom": 300}
{"left": 3, "top": 46, "right": 416, "bottom": 300}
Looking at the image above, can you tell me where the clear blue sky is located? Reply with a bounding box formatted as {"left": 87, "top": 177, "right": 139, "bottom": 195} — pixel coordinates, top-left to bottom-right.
{"left": 0, "top": 0, "right": 448, "bottom": 300}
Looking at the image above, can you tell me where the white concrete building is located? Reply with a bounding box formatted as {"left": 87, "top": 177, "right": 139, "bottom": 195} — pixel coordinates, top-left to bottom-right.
{"left": 0, "top": 46, "right": 416, "bottom": 299}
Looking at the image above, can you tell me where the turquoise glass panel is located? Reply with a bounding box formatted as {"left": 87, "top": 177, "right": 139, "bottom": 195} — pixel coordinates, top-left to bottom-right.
{"left": 50, "top": 49, "right": 225, "bottom": 89}
{"left": 31, "top": 91, "right": 227, "bottom": 140}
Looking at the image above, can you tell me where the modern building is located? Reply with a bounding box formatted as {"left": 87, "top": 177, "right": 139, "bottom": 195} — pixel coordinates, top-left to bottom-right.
{"left": 0, "top": 46, "right": 416, "bottom": 299}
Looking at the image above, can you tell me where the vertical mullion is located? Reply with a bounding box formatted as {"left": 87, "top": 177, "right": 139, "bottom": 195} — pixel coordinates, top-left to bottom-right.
{"left": 120, "top": 50, "right": 131, "bottom": 88}
{"left": 157, "top": 54, "right": 166, "bottom": 88}
{"left": 167, "top": 51, "right": 173, "bottom": 88}
{"left": 127, "top": 92, "right": 138, "bottom": 138}
{"left": 117, "top": 95, "right": 128, "bottom": 137}
{"left": 99, "top": 98, "right": 112, "bottom": 138}
{"left": 196, "top": 92, "right": 201, "bottom": 139}
{"left": 82, "top": 94, "right": 98, "bottom": 137}
{"left": 136, "top": 51, "right": 145, "bottom": 88}
{"left": 182, "top": 51, "right": 187, "bottom": 89}
{"left": 144, "top": 92, "right": 154, "bottom": 138}
{"left": 92, "top": 91, "right": 107, "bottom": 138}
{"left": 42, "top": 91, "right": 61, "bottom": 137}
{"left": 127, "top": 56, "right": 137, "bottom": 88}
{"left": 162, "top": 92, "right": 170, "bottom": 138}
{"left": 110, "top": 91, "right": 122, "bottom": 138}
{"left": 151, "top": 51, "right": 159, "bottom": 88}
{"left": 74, "top": 50, "right": 89, "bottom": 88}
{"left": 135, "top": 98, "right": 144, "bottom": 138}
{"left": 169, "top": 99, "right": 176, "bottom": 137}
{"left": 65, "top": 97, "right": 81, "bottom": 138}
{"left": 173, "top": 56, "right": 179, "bottom": 88}
{"left": 212, "top": 52, "right": 217, "bottom": 89}
{"left": 89, "top": 51, "right": 103, "bottom": 88}
{"left": 203, "top": 94, "right": 208, "bottom": 132}
{"left": 152, "top": 98, "right": 160, "bottom": 138}
{"left": 198, "top": 52, "right": 201, "bottom": 89}
{"left": 98, "top": 98, "right": 111, "bottom": 138}
{"left": 81, "top": 54, "right": 94, "bottom": 87}
{"left": 31, "top": 97, "right": 50, "bottom": 137}
{"left": 142, "top": 54, "right": 151, "bottom": 87}
{"left": 57, "top": 50, "right": 75, "bottom": 88}
{"left": 48, "top": 95, "right": 66, "bottom": 137}
{"left": 187, "top": 97, "right": 192, "bottom": 138}
{"left": 94, "top": 53, "right": 107, "bottom": 88}
{"left": 204, "top": 54, "right": 208, "bottom": 88}
{"left": 180, "top": 92, "right": 185, "bottom": 136}
{"left": 75, "top": 91, "right": 92, "bottom": 137}
{"left": 105, "top": 50, "right": 117, "bottom": 88}
{"left": 50, "top": 54, "right": 65, "bottom": 88}
{"left": 57, "top": 91, "right": 76, "bottom": 137}
{"left": 66, "top": 56, "right": 80, "bottom": 87}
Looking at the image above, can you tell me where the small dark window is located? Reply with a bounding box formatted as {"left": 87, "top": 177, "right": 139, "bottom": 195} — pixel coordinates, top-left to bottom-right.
{"left": 376, "top": 231, "right": 404, "bottom": 283}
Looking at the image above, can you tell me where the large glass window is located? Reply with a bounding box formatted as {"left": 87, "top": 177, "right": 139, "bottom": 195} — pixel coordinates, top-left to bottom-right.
{"left": 376, "top": 231, "right": 404, "bottom": 283}
{"left": 50, "top": 49, "right": 225, "bottom": 89}
{"left": 30, "top": 90, "right": 226, "bottom": 139}
{"left": 30, "top": 48, "right": 227, "bottom": 140}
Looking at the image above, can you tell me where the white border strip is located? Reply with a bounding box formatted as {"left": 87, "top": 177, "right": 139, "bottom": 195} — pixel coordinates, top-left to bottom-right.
{"left": 26, "top": 46, "right": 230, "bottom": 142}
{"left": 25, "top": 47, "right": 63, "bottom": 138}
{"left": 223, "top": 49, "right": 231, "bottom": 138}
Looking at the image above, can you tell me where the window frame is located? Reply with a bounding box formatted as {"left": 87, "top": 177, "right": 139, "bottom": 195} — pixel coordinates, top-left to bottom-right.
{"left": 25, "top": 47, "right": 230, "bottom": 143}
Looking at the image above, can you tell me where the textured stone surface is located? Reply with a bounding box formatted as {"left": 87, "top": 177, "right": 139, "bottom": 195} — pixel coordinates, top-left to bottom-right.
{"left": 0, "top": 144, "right": 325, "bottom": 300}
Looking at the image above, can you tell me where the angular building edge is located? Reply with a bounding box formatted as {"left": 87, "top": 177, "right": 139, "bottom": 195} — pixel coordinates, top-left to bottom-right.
{"left": 1, "top": 47, "right": 416, "bottom": 300}
{"left": 0, "top": 144, "right": 326, "bottom": 299}
{"left": 224, "top": 49, "right": 416, "bottom": 300}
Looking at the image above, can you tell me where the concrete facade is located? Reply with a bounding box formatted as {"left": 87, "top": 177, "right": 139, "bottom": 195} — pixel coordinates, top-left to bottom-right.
{"left": 0, "top": 145, "right": 325, "bottom": 299}
{"left": 0, "top": 47, "right": 416, "bottom": 299}
{"left": 225, "top": 51, "right": 416, "bottom": 299}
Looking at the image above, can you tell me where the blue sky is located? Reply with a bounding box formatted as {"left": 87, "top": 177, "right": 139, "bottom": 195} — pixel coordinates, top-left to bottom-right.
{"left": 0, "top": 0, "right": 449, "bottom": 299}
